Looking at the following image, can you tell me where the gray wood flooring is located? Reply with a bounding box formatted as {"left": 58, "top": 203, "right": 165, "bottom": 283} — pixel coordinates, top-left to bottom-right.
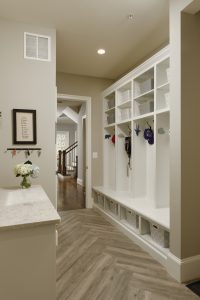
{"left": 56, "top": 209, "right": 198, "bottom": 300}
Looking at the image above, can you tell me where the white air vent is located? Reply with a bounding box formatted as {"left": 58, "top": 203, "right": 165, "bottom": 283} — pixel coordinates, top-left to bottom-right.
{"left": 24, "top": 32, "right": 51, "bottom": 61}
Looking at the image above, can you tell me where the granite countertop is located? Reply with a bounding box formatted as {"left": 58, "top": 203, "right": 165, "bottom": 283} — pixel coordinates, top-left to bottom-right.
{"left": 0, "top": 185, "right": 60, "bottom": 231}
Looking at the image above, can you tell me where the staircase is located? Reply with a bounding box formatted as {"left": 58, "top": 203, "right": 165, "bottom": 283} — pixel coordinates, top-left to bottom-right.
{"left": 57, "top": 141, "right": 78, "bottom": 178}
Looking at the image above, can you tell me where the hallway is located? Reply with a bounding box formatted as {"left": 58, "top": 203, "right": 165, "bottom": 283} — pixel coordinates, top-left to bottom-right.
{"left": 57, "top": 176, "right": 85, "bottom": 211}
{"left": 56, "top": 209, "right": 198, "bottom": 300}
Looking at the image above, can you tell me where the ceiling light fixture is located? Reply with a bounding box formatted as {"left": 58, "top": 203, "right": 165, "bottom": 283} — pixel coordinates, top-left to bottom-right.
{"left": 97, "top": 49, "right": 106, "bottom": 55}
{"left": 128, "top": 14, "right": 134, "bottom": 20}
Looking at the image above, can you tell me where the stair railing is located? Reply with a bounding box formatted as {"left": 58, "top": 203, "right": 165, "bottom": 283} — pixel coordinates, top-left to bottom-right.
{"left": 57, "top": 141, "right": 78, "bottom": 177}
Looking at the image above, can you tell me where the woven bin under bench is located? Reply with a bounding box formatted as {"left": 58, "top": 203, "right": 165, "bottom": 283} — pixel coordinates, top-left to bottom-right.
{"left": 150, "top": 223, "right": 169, "bottom": 248}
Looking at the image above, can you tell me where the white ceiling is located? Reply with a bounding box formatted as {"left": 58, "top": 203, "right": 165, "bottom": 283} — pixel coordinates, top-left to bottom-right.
{"left": 57, "top": 115, "right": 76, "bottom": 125}
{"left": 0, "top": 0, "right": 169, "bottom": 79}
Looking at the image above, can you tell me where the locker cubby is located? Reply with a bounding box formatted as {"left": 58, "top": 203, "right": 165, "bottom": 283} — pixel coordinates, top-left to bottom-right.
{"left": 133, "top": 116, "right": 155, "bottom": 205}
{"left": 105, "top": 109, "right": 115, "bottom": 126}
{"left": 116, "top": 122, "right": 132, "bottom": 192}
{"left": 103, "top": 126, "right": 116, "bottom": 190}
{"left": 134, "top": 68, "right": 154, "bottom": 98}
{"left": 134, "top": 92, "right": 154, "bottom": 116}
{"left": 156, "top": 57, "right": 170, "bottom": 88}
{"left": 117, "top": 82, "right": 132, "bottom": 105}
{"left": 105, "top": 197, "right": 119, "bottom": 218}
{"left": 104, "top": 92, "right": 115, "bottom": 110}
{"left": 120, "top": 206, "right": 139, "bottom": 232}
{"left": 117, "top": 106, "right": 131, "bottom": 123}
{"left": 156, "top": 84, "right": 170, "bottom": 111}
{"left": 155, "top": 112, "right": 170, "bottom": 208}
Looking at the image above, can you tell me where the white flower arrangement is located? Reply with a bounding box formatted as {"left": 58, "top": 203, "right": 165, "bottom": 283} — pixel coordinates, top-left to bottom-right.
{"left": 14, "top": 161, "right": 40, "bottom": 178}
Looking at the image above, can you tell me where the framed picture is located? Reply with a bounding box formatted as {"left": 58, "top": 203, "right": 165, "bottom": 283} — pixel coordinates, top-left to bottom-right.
{"left": 13, "top": 109, "right": 37, "bottom": 144}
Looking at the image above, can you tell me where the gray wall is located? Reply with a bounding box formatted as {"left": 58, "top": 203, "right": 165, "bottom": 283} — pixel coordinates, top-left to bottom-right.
{"left": 0, "top": 19, "right": 56, "bottom": 206}
{"left": 56, "top": 72, "right": 113, "bottom": 186}
{"left": 169, "top": 0, "right": 198, "bottom": 259}
{"left": 181, "top": 11, "right": 200, "bottom": 258}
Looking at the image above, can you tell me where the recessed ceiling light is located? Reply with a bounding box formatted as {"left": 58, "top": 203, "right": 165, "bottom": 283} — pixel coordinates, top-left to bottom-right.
{"left": 97, "top": 49, "right": 106, "bottom": 55}
{"left": 128, "top": 14, "right": 134, "bottom": 20}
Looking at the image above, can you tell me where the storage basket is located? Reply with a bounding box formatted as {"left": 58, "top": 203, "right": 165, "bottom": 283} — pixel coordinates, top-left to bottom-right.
{"left": 150, "top": 223, "right": 169, "bottom": 248}
{"left": 106, "top": 198, "right": 118, "bottom": 216}
{"left": 136, "top": 78, "right": 154, "bottom": 96}
{"left": 93, "top": 192, "right": 98, "bottom": 204}
{"left": 120, "top": 90, "right": 131, "bottom": 103}
{"left": 138, "top": 100, "right": 154, "bottom": 115}
{"left": 107, "top": 98, "right": 115, "bottom": 109}
{"left": 126, "top": 209, "right": 138, "bottom": 228}
{"left": 97, "top": 193, "right": 104, "bottom": 208}
{"left": 120, "top": 108, "right": 131, "bottom": 121}
{"left": 107, "top": 112, "right": 115, "bottom": 124}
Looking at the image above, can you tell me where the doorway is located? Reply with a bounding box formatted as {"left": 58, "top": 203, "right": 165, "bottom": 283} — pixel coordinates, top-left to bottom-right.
{"left": 56, "top": 93, "right": 92, "bottom": 211}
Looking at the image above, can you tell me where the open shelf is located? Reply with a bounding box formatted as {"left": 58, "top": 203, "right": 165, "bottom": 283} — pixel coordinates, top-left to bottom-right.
{"left": 134, "top": 68, "right": 154, "bottom": 98}
{"left": 156, "top": 83, "right": 170, "bottom": 111}
{"left": 134, "top": 90, "right": 154, "bottom": 117}
{"left": 156, "top": 57, "right": 170, "bottom": 88}
{"left": 117, "top": 106, "right": 132, "bottom": 123}
{"left": 104, "top": 92, "right": 116, "bottom": 111}
{"left": 117, "top": 81, "right": 132, "bottom": 106}
{"left": 104, "top": 109, "right": 115, "bottom": 126}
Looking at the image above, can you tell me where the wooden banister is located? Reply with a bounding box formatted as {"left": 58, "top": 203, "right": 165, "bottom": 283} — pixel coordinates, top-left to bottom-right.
{"left": 57, "top": 142, "right": 78, "bottom": 177}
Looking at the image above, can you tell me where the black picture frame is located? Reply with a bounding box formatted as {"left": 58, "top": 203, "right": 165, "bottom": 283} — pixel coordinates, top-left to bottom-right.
{"left": 13, "top": 109, "right": 37, "bottom": 144}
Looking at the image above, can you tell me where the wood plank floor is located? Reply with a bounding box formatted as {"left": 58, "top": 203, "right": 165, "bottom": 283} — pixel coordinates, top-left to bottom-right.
{"left": 57, "top": 176, "right": 85, "bottom": 211}
{"left": 56, "top": 209, "right": 198, "bottom": 300}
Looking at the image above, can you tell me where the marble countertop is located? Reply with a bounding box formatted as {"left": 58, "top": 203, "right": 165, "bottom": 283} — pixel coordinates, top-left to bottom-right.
{"left": 0, "top": 185, "right": 60, "bottom": 231}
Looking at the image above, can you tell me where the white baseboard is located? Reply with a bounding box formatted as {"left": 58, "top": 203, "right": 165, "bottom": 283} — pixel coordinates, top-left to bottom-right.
{"left": 167, "top": 252, "right": 200, "bottom": 283}
{"left": 77, "top": 178, "right": 83, "bottom": 186}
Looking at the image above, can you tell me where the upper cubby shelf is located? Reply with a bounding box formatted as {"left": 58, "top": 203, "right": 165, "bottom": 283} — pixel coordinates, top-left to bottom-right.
{"left": 156, "top": 58, "right": 170, "bottom": 88}
{"left": 104, "top": 92, "right": 115, "bottom": 111}
{"left": 117, "top": 82, "right": 132, "bottom": 106}
{"left": 134, "top": 90, "right": 154, "bottom": 117}
{"left": 134, "top": 68, "right": 154, "bottom": 99}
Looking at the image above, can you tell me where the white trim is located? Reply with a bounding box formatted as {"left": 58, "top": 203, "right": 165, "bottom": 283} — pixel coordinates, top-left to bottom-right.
{"left": 57, "top": 93, "right": 92, "bottom": 209}
{"left": 167, "top": 252, "right": 200, "bottom": 282}
{"left": 77, "top": 178, "right": 83, "bottom": 186}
